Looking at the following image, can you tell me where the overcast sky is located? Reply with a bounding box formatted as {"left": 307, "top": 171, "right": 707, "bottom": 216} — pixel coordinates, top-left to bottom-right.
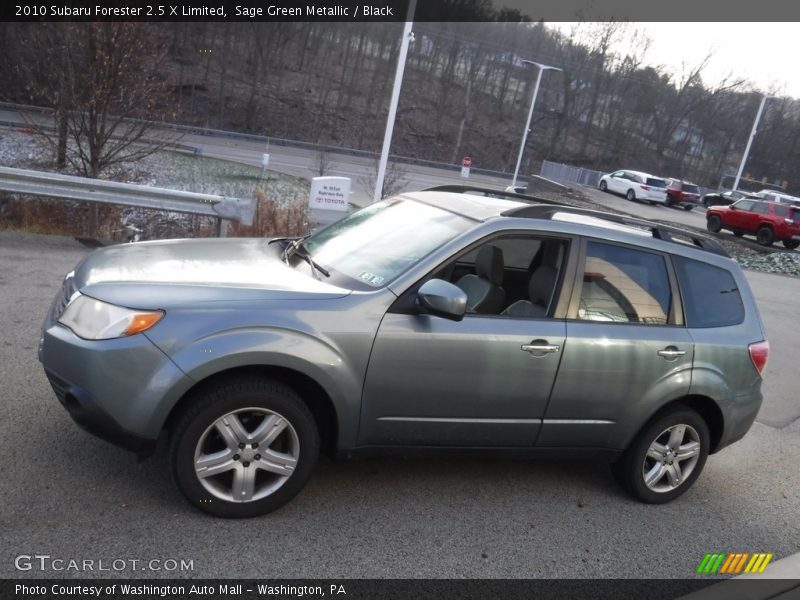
{"left": 544, "top": 22, "right": 800, "bottom": 99}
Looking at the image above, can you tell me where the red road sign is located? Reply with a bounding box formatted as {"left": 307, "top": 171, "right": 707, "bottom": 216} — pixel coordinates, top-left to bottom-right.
{"left": 462, "top": 156, "right": 472, "bottom": 168}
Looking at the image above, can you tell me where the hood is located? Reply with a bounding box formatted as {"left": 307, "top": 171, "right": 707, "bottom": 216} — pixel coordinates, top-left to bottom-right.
{"left": 72, "top": 238, "right": 350, "bottom": 307}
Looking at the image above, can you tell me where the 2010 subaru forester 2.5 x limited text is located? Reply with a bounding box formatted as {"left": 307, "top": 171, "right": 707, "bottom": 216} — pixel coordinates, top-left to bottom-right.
{"left": 39, "top": 188, "right": 769, "bottom": 518}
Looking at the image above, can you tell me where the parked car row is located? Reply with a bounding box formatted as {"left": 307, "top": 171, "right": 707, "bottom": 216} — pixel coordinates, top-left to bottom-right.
{"left": 597, "top": 170, "right": 701, "bottom": 211}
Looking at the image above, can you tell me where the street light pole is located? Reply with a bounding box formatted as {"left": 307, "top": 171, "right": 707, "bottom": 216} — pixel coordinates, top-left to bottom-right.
{"left": 373, "top": 0, "right": 416, "bottom": 203}
{"left": 511, "top": 60, "right": 561, "bottom": 189}
{"left": 733, "top": 94, "right": 769, "bottom": 191}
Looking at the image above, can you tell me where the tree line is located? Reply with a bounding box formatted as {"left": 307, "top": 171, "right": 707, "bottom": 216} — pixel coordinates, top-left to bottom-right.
{"left": 0, "top": 19, "right": 798, "bottom": 191}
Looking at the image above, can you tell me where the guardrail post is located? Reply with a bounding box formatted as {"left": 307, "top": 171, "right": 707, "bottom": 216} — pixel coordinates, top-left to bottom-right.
{"left": 217, "top": 218, "right": 231, "bottom": 238}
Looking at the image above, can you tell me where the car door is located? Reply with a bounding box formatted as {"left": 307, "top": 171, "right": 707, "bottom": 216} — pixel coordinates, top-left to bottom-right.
{"left": 538, "top": 240, "right": 693, "bottom": 450}
{"left": 359, "top": 235, "right": 573, "bottom": 447}
{"left": 608, "top": 171, "right": 627, "bottom": 193}
{"left": 726, "top": 199, "right": 755, "bottom": 231}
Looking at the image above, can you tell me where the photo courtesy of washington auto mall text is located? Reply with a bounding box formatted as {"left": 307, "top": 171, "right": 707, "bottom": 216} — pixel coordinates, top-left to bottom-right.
{"left": 14, "top": 583, "right": 347, "bottom": 598}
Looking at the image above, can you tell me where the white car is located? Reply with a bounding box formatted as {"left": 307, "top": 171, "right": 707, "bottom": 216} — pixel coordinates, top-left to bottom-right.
{"left": 598, "top": 170, "right": 668, "bottom": 205}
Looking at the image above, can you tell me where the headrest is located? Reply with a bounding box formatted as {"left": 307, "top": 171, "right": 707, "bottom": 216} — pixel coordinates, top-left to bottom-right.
{"left": 475, "top": 245, "right": 504, "bottom": 286}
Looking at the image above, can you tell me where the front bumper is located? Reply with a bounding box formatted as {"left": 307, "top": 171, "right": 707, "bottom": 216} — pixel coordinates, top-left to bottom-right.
{"left": 44, "top": 369, "right": 158, "bottom": 454}
{"left": 39, "top": 323, "right": 194, "bottom": 455}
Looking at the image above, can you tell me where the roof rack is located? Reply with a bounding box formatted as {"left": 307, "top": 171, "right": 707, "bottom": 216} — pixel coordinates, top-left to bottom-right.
{"left": 503, "top": 204, "right": 730, "bottom": 257}
{"left": 423, "top": 184, "right": 564, "bottom": 206}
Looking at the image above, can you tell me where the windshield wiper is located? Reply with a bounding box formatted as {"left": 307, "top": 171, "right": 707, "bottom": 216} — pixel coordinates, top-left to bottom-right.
{"left": 282, "top": 237, "right": 330, "bottom": 280}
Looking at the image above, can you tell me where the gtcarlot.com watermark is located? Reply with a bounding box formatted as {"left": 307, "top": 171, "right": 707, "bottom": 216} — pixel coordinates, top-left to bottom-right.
{"left": 14, "top": 554, "right": 194, "bottom": 573}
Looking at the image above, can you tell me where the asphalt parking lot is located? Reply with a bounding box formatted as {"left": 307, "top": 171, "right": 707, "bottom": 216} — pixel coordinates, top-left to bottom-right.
{"left": 1, "top": 229, "right": 799, "bottom": 579}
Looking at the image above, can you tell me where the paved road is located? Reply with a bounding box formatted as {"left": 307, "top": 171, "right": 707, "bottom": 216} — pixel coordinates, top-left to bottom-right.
{"left": 1, "top": 230, "right": 799, "bottom": 579}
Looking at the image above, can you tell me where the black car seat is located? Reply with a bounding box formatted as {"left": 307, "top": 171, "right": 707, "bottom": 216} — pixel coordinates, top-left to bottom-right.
{"left": 455, "top": 245, "right": 505, "bottom": 314}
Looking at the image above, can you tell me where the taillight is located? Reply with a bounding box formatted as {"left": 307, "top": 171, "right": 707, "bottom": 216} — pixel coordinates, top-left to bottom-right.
{"left": 640, "top": 184, "right": 651, "bottom": 191}
{"left": 749, "top": 341, "right": 769, "bottom": 376}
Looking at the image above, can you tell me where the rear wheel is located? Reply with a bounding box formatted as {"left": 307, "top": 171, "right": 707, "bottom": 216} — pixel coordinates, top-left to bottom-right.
{"left": 599, "top": 180, "right": 608, "bottom": 192}
{"left": 706, "top": 215, "right": 722, "bottom": 233}
{"left": 756, "top": 226, "right": 775, "bottom": 247}
{"left": 626, "top": 189, "right": 636, "bottom": 202}
{"left": 783, "top": 239, "right": 800, "bottom": 250}
{"left": 683, "top": 205, "right": 693, "bottom": 211}
{"left": 170, "top": 377, "right": 320, "bottom": 518}
{"left": 612, "top": 407, "right": 709, "bottom": 504}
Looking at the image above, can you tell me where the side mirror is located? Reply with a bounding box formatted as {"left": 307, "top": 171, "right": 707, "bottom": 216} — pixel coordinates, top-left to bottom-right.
{"left": 417, "top": 279, "right": 467, "bottom": 321}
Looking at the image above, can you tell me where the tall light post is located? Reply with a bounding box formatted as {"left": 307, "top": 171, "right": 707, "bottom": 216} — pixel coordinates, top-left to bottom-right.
{"left": 511, "top": 60, "right": 562, "bottom": 189}
{"left": 373, "top": 0, "right": 416, "bottom": 203}
{"left": 733, "top": 94, "right": 774, "bottom": 191}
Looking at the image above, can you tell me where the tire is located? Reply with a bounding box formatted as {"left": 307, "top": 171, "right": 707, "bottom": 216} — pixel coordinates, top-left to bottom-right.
{"left": 706, "top": 215, "right": 722, "bottom": 233}
{"left": 733, "top": 230, "right": 744, "bottom": 237}
{"left": 170, "top": 376, "right": 320, "bottom": 518}
{"left": 626, "top": 189, "right": 636, "bottom": 202}
{"left": 783, "top": 239, "right": 800, "bottom": 250}
{"left": 756, "top": 226, "right": 775, "bottom": 247}
{"left": 683, "top": 205, "right": 693, "bottom": 211}
{"left": 611, "top": 406, "right": 710, "bottom": 504}
{"left": 599, "top": 180, "right": 608, "bottom": 192}
{"left": 665, "top": 195, "right": 675, "bottom": 208}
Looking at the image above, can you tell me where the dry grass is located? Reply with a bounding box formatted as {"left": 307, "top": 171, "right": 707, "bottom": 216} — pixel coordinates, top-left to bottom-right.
{"left": 228, "top": 188, "right": 312, "bottom": 238}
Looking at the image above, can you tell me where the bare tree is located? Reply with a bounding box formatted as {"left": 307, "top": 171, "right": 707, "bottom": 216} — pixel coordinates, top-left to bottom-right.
{"left": 358, "top": 158, "right": 408, "bottom": 200}
{"left": 22, "top": 23, "right": 177, "bottom": 178}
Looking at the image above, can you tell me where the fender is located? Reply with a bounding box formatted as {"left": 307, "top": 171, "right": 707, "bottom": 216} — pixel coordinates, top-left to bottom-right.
{"left": 145, "top": 326, "right": 364, "bottom": 447}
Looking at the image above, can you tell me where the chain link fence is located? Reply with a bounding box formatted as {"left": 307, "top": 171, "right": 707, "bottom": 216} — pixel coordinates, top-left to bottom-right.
{"left": 539, "top": 161, "right": 604, "bottom": 188}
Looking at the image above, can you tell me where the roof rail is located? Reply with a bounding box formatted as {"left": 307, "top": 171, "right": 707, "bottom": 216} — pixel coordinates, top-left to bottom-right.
{"left": 423, "top": 184, "right": 564, "bottom": 206}
{"left": 503, "top": 204, "right": 730, "bottom": 257}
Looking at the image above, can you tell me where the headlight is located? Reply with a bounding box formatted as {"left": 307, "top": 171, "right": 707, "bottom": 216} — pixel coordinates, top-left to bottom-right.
{"left": 58, "top": 294, "right": 164, "bottom": 340}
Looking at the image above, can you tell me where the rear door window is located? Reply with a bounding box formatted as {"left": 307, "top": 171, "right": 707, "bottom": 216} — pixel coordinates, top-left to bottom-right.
{"left": 674, "top": 258, "right": 744, "bottom": 328}
{"left": 577, "top": 242, "right": 671, "bottom": 325}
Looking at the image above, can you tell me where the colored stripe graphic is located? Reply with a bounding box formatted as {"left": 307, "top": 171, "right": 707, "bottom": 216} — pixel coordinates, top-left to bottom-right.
{"left": 700, "top": 552, "right": 775, "bottom": 575}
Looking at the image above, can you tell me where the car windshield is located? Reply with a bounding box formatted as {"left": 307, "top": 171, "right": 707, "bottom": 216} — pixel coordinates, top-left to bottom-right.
{"left": 646, "top": 178, "right": 666, "bottom": 188}
{"left": 302, "top": 198, "right": 473, "bottom": 290}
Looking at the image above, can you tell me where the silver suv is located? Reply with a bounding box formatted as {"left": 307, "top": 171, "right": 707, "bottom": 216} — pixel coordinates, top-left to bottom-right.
{"left": 39, "top": 187, "right": 769, "bottom": 517}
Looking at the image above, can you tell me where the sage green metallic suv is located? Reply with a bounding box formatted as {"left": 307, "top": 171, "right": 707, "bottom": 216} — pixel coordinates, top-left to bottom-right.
{"left": 39, "top": 188, "right": 769, "bottom": 517}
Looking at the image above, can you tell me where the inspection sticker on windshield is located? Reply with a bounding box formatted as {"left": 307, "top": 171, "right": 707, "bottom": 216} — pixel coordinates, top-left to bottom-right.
{"left": 358, "top": 271, "right": 384, "bottom": 286}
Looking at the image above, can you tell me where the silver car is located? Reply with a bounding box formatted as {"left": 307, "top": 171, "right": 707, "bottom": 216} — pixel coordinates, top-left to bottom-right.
{"left": 39, "top": 188, "right": 768, "bottom": 517}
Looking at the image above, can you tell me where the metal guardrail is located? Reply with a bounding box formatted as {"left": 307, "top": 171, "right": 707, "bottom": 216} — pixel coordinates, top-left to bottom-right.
{"left": 0, "top": 166, "right": 256, "bottom": 227}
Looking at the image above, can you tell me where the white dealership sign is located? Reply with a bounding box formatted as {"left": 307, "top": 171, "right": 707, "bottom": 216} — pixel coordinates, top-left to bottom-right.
{"left": 309, "top": 176, "right": 351, "bottom": 229}
{"left": 309, "top": 177, "right": 350, "bottom": 212}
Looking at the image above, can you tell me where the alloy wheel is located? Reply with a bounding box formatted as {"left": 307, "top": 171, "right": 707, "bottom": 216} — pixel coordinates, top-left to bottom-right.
{"left": 641, "top": 424, "right": 701, "bottom": 493}
{"left": 194, "top": 407, "right": 300, "bottom": 503}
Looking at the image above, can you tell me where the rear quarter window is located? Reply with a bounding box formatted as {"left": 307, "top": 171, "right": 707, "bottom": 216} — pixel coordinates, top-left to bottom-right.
{"left": 674, "top": 257, "right": 744, "bottom": 328}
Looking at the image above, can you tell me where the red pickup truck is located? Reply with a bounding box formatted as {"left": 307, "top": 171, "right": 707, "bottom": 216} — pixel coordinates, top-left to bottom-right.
{"left": 706, "top": 199, "right": 800, "bottom": 248}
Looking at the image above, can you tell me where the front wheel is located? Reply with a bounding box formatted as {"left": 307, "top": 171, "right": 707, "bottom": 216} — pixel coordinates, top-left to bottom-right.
{"left": 599, "top": 180, "right": 608, "bottom": 192}
{"left": 756, "top": 226, "right": 775, "bottom": 247}
{"left": 626, "top": 189, "right": 636, "bottom": 202}
{"left": 683, "top": 205, "right": 694, "bottom": 211}
{"left": 783, "top": 239, "right": 800, "bottom": 250}
{"left": 706, "top": 215, "right": 722, "bottom": 233}
{"left": 170, "top": 377, "right": 320, "bottom": 518}
{"left": 612, "top": 407, "right": 709, "bottom": 504}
